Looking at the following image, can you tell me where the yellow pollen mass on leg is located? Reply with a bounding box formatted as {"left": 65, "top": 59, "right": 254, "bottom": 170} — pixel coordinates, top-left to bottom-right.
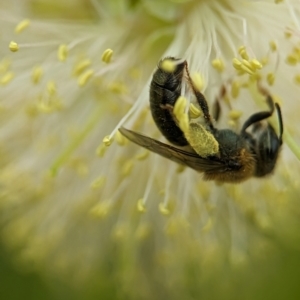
{"left": 185, "top": 123, "right": 219, "bottom": 157}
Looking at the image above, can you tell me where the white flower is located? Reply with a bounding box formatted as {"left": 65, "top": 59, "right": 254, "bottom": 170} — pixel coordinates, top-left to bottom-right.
{"left": 0, "top": 0, "right": 300, "bottom": 298}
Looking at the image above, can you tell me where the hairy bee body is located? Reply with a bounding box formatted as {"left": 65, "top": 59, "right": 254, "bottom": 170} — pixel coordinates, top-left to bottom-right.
{"left": 150, "top": 58, "right": 188, "bottom": 146}
{"left": 119, "top": 58, "right": 283, "bottom": 183}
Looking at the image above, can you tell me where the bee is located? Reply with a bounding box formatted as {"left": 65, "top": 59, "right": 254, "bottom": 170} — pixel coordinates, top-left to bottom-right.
{"left": 119, "top": 57, "right": 283, "bottom": 183}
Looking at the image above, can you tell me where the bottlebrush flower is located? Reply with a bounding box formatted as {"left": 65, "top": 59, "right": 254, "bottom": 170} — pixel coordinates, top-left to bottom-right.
{"left": 1, "top": 0, "right": 300, "bottom": 299}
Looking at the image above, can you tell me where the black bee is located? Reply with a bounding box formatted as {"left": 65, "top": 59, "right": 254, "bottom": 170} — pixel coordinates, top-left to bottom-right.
{"left": 119, "top": 57, "right": 283, "bottom": 183}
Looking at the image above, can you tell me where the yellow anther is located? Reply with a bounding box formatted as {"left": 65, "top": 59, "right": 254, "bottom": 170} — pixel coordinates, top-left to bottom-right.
{"left": 160, "top": 58, "right": 176, "bottom": 73}
{"left": 14, "top": 19, "right": 30, "bottom": 34}
{"left": 284, "top": 31, "right": 292, "bottom": 39}
{"left": 9, "top": 41, "right": 19, "bottom": 52}
{"left": 78, "top": 69, "right": 94, "bottom": 87}
{"left": 101, "top": 48, "right": 113, "bottom": 63}
{"left": 57, "top": 44, "right": 68, "bottom": 62}
{"left": 242, "top": 59, "right": 253, "bottom": 70}
{"left": 238, "top": 46, "right": 249, "bottom": 60}
{"left": 266, "top": 73, "right": 275, "bottom": 86}
{"left": 250, "top": 59, "right": 262, "bottom": 70}
{"left": 191, "top": 72, "right": 204, "bottom": 91}
{"left": 174, "top": 96, "right": 189, "bottom": 133}
{"left": 240, "top": 63, "right": 255, "bottom": 75}
{"left": 229, "top": 110, "right": 243, "bottom": 120}
{"left": 90, "top": 176, "right": 106, "bottom": 190}
{"left": 47, "top": 81, "right": 57, "bottom": 95}
{"left": 36, "top": 98, "right": 62, "bottom": 113}
{"left": 90, "top": 202, "right": 110, "bottom": 218}
{"left": 269, "top": 40, "right": 277, "bottom": 52}
{"left": 261, "top": 57, "right": 269, "bottom": 66}
{"left": 293, "top": 47, "right": 300, "bottom": 60}
{"left": 0, "top": 72, "right": 14, "bottom": 85}
{"left": 73, "top": 59, "right": 91, "bottom": 76}
{"left": 232, "top": 58, "right": 242, "bottom": 70}
{"left": 96, "top": 144, "right": 106, "bottom": 157}
{"left": 135, "top": 150, "right": 149, "bottom": 160}
{"left": 294, "top": 74, "right": 300, "bottom": 85}
{"left": 231, "top": 81, "right": 240, "bottom": 98}
{"left": 189, "top": 103, "right": 202, "bottom": 119}
{"left": 137, "top": 198, "right": 146, "bottom": 213}
{"left": 228, "top": 120, "right": 236, "bottom": 127}
{"left": 115, "top": 130, "right": 126, "bottom": 146}
{"left": 31, "top": 66, "right": 43, "bottom": 84}
{"left": 286, "top": 53, "right": 298, "bottom": 65}
{"left": 108, "top": 82, "right": 128, "bottom": 94}
{"left": 103, "top": 135, "right": 113, "bottom": 146}
{"left": 121, "top": 160, "right": 133, "bottom": 176}
{"left": 211, "top": 58, "right": 225, "bottom": 72}
{"left": 173, "top": 96, "right": 187, "bottom": 116}
{"left": 159, "top": 202, "right": 170, "bottom": 215}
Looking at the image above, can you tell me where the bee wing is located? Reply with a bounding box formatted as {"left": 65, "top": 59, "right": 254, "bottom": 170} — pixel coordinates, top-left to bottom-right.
{"left": 119, "top": 127, "right": 224, "bottom": 172}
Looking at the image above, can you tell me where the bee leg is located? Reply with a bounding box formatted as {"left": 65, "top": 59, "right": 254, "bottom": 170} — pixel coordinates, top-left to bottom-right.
{"left": 183, "top": 62, "right": 215, "bottom": 131}
{"left": 241, "top": 92, "right": 283, "bottom": 142}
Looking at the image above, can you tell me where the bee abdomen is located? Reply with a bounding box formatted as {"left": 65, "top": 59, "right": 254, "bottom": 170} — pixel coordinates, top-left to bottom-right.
{"left": 150, "top": 57, "right": 188, "bottom": 146}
